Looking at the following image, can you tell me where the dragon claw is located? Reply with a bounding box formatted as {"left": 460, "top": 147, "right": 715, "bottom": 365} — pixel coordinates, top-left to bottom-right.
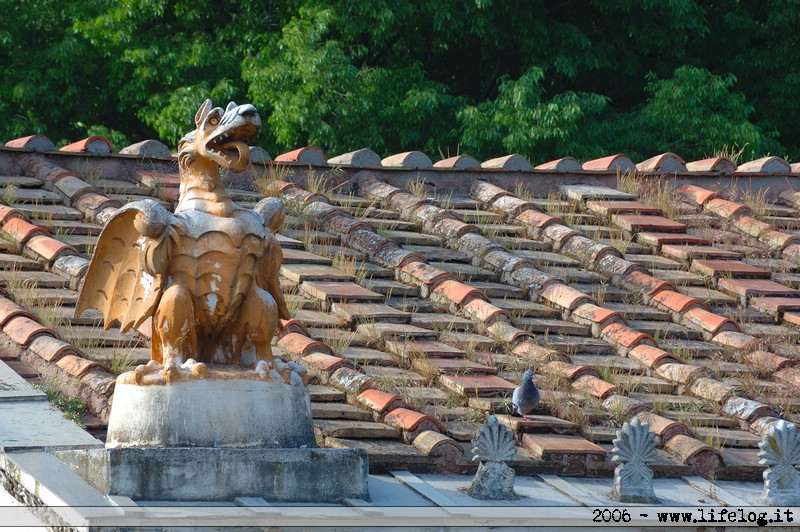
{"left": 191, "top": 362, "right": 208, "bottom": 379}
{"left": 162, "top": 364, "right": 180, "bottom": 383}
{"left": 255, "top": 360, "right": 271, "bottom": 379}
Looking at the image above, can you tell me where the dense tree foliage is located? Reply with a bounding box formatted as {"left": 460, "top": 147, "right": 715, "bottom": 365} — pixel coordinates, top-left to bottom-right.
{"left": 0, "top": 0, "right": 795, "bottom": 163}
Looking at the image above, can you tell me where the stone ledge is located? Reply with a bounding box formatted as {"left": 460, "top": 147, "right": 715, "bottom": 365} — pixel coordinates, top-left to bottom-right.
{"left": 56, "top": 446, "right": 369, "bottom": 502}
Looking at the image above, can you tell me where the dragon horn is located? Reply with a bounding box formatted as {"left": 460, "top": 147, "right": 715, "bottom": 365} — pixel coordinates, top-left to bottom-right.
{"left": 225, "top": 101, "right": 237, "bottom": 113}
{"left": 195, "top": 99, "right": 212, "bottom": 127}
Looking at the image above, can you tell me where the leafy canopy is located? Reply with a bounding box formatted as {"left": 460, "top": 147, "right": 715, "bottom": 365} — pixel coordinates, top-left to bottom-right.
{"left": 0, "top": 0, "right": 793, "bottom": 162}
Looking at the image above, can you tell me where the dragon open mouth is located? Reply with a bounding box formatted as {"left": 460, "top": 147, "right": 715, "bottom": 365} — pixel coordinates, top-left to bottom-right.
{"left": 205, "top": 123, "right": 259, "bottom": 170}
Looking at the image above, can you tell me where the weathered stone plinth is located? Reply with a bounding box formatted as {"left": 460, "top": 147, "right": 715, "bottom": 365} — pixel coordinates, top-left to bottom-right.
{"left": 59, "top": 368, "right": 369, "bottom": 502}
{"left": 106, "top": 370, "right": 315, "bottom": 448}
{"left": 56, "top": 446, "right": 369, "bottom": 502}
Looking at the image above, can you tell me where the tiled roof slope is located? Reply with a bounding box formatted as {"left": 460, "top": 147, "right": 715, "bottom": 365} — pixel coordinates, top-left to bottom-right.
{"left": 1, "top": 137, "right": 800, "bottom": 480}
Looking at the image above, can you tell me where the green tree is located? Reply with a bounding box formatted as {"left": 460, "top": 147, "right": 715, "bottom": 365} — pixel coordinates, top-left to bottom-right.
{"left": 597, "top": 66, "right": 781, "bottom": 161}
{"left": 0, "top": 0, "right": 794, "bottom": 163}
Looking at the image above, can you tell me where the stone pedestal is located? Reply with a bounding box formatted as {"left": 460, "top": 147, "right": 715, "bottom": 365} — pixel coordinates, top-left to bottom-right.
{"left": 57, "top": 368, "right": 369, "bottom": 502}
{"left": 106, "top": 377, "right": 316, "bottom": 448}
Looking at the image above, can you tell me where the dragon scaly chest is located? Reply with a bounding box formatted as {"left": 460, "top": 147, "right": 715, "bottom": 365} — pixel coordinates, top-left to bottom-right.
{"left": 168, "top": 210, "right": 266, "bottom": 320}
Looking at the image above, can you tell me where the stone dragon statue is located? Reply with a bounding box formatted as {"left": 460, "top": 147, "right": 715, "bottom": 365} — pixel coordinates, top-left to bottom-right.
{"left": 77, "top": 100, "right": 292, "bottom": 384}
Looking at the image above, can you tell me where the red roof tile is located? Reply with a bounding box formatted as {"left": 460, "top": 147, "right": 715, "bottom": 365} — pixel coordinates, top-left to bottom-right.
{"left": 601, "top": 322, "right": 656, "bottom": 349}
{"left": 636, "top": 152, "right": 686, "bottom": 173}
{"left": 5, "top": 134, "right": 54, "bottom": 152}
{"left": 3, "top": 316, "right": 54, "bottom": 346}
{"left": 277, "top": 332, "right": 332, "bottom": 356}
{"left": 432, "top": 279, "right": 481, "bottom": 306}
{"left": 480, "top": 154, "right": 532, "bottom": 171}
{"left": 705, "top": 198, "right": 750, "bottom": 219}
{"left": 274, "top": 146, "right": 326, "bottom": 165}
{"left": 651, "top": 290, "right": 709, "bottom": 314}
{"left": 628, "top": 344, "right": 676, "bottom": 367}
{"left": 581, "top": 154, "right": 635, "bottom": 172}
{"left": 358, "top": 389, "right": 404, "bottom": 414}
{"left": 685, "top": 157, "right": 736, "bottom": 174}
{"left": 535, "top": 157, "right": 582, "bottom": 171}
{"left": 433, "top": 155, "right": 480, "bottom": 169}
{"left": 540, "top": 283, "right": 593, "bottom": 311}
{"left": 60, "top": 135, "right": 114, "bottom": 154}
{"left": 2, "top": 217, "right": 49, "bottom": 244}
{"left": 384, "top": 408, "right": 445, "bottom": 433}
{"left": 680, "top": 184, "right": 719, "bottom": 205}
{"left": 56, "top": 353, "right": 101, "bottom": 377}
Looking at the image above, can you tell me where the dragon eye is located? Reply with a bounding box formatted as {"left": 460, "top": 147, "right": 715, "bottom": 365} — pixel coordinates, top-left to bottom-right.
{"left": 209, "top": 116, "right": 219, "bottom": 126}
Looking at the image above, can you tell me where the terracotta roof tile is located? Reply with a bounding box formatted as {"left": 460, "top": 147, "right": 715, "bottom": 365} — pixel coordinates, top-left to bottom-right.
{"left": 431, "top": 279, "right": 481, "bottom": 306}
{"left": 690, "top": 259, "right": 771, "bottom": 279}
{"left": 544, "top": 360, "right": 598, "bottom": 380}
{"left": 4, "top": 134, "right": 55, "bottom": 152}
{"left": 581, "top": 154, "right": 635, "bottom": 172}
{"left": 381, "top": 151, "right": 433, "bottom": 169}
{"left": 540, "top": 223, "right": 581, "bottom": 248}
{"left": 24, "top": 158, "right": 78, "bottom": 183}
{"left": 622, "top": 270, "right": 676, "bottom": 296}
{"left": 433, "top": 155, "right": 480, "bottom": 169}
{"left": 274, "top": 146, "right": 326, "bottom": 165}
{"left": 662, "top": 434, "right": 720, "bottom": 475}
{"left": 601, "top": 322, "right": 657, "bottom": 350}
{"left": 651, "top": 290, "right": 710, "bottom": 314}
{"left": 358, "top": 389, "right": 404, "bottom": 414}
{"left": 680, "top": 184, "right": 720, "bottom": 205}
{"left": 327, "top": 148, "right": 381, "bottom": 167}
{"left": 399, "top": 261, "right": 455, "bottom": 289}
{"left": 0, "top": 297, "right": 36, "bottom": 327}
{"left": 635, "top": 412, "right": 693, "bottom": 442}
{"left": 439, "top": 374, "right": 516, "bottom": 395}
{"left": 535, "top": 157, "right": 582, "bottom": 171}
{"left": 3, "top": 315, "right": 54, "bottom": 346}
{"left": 628, "top": 344, "right": 677, "bottom": 367}
{"left": 480, "top": 153, "right": 532, "bottom": 171}
{"left": 685, "top": 157, "right": 736, "bottom": 174}
{"left": 461, "top": 298, "right": 511, "bottom": 324}
{"left": 682, "top": 307, "right": 741, "bottom": 336}
{"left": 28, "top": 335, "right": 81, "bottom": 363}
{"left": 384, "top": 408, "right": 445, "bottom": 433}
{"left": 744, "top": 350, "right": 796, "bottom": 372}
{"left": 705, "top": 198, "right": 750, "bottom": 219}
{"left": 302, "top": 352, "right": 348, "bottom": 374}
{"left": 55, "top": 353, "right": 101, "bottom": 377}
{"left": 2, "top": 217, "right": 49, "bottom": 244}
{"left": 718, "top": 278, "right": 799, "bottom": 299}
{"left": 586, "top": 200, "right": 662, "bottom": 216}
{"left": 737, "top": 156, "right": 791, "bottom": 174}
{"left": 712, "top": 330, "right": 756, "bottom": 349}
{"left": 613, "top": 214, "right": 687, "bottom": 233}
{"left": 540, "top": 283, "right": 593, "bottom": 311}
{"left": 0, "top": 206, "right": 26, "bottom": 225}
{"left": 60, "top": 136, "right": 114, "bottom": 154}
{"left": 636, "top": 152, "right": 686, "bottom": 173}
{"left": 277, "top": 332, "right": 332, "bottom": 356}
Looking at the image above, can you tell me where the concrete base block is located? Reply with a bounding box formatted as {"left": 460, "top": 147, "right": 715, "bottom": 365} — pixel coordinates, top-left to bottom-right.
{"left": 56, "top": 446, "right": 369, "bottom": 502}
{"left": 107, "top": 375, "right": 316, "bottom": 448}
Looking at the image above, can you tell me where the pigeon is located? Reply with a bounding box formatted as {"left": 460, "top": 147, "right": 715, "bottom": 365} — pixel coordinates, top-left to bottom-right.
{"left": 512, "top": 369, "right": 540, "bottom": 421}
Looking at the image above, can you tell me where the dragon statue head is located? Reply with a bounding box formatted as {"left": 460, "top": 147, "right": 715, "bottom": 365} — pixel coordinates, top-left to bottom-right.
{"left": 179, "top": 99, "right": 261, "bottom": 173}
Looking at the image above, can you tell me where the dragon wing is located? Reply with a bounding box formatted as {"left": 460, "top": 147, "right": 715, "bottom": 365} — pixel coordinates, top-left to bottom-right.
{"left": 253, "top": 197, "right": 291, "bottom": 320}
{"left": 76, "top": 200, "right": 173, "bottom": 332}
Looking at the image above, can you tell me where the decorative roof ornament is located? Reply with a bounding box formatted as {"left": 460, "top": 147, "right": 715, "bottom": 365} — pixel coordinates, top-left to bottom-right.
{"left": 758, "top": 420, "right": 800, "bottom": 505}
{"left": 610, "top": 417, "right": 659, "bottom": 503}
{"left": 465, "top": 415, "right": 520, "bottom": 500}
{"left": 76, "top": 99, "right": 297, "bottom": 385}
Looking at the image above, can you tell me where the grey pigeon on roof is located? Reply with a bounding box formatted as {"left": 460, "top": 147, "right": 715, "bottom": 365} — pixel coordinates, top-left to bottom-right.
{"left": 512, "top": 370, "right": 540, "bottom": 421}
